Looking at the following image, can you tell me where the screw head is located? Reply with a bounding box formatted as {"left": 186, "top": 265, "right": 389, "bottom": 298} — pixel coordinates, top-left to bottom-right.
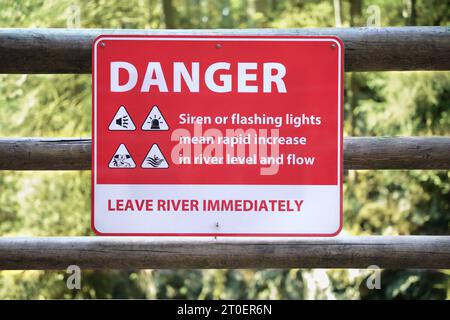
{"left": 100, "top": 42, "right": 105, "bottom": 47}
{"left": 215, "top": 43, "right": 222, "bottom": 49}
{"left": 330, "top": 43, "right": 336, "bottom": 49}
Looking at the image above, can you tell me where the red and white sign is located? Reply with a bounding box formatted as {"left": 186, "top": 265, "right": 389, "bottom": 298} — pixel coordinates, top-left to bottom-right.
{"left": 92, "top": 35, "right": 343, "bottom": 236}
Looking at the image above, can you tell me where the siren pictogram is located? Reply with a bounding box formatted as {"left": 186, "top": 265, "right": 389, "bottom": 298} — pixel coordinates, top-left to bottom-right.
{"left": 142, "top": 105, "right": 169, "bottom": 131}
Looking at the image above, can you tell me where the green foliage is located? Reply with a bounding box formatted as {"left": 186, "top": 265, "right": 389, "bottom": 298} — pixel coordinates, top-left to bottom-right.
{"left": 360, "top": 270, "right": 448, "bottom": 299}
{"left": 0, "top": 0, "right": 448, "bottom": 300}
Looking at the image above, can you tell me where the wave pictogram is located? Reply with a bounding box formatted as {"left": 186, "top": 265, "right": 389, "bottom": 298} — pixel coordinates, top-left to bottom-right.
{"left": 145, "top": 155, "right": 165, "bottom": 168}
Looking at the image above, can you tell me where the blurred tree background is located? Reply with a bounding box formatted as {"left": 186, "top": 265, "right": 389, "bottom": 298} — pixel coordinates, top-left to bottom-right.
{"left": 0, "top": 0, "right": 449, "bottom": 299}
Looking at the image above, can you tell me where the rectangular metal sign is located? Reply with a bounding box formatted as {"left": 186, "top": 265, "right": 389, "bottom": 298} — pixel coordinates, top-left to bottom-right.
{"left": 92, "top": 35, "right": 343, "bottom": 236}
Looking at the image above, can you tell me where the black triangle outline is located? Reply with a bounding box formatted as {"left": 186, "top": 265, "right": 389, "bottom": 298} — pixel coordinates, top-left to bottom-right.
{"left": 141, "top": 105, "right": 169, "bottom": 131}
{"left": 108, "top": 143, "right": 136, "bottom": 169}
{"left": 108, "top": 105, "right": 137, "bottom": 131}
{"left": 141, "top": 143, "right": 169, "bottom": 169}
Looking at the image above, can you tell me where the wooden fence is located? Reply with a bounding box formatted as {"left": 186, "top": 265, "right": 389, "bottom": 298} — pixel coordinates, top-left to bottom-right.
{"left": 0, "top": 27, "right": 449, "bottom": 270}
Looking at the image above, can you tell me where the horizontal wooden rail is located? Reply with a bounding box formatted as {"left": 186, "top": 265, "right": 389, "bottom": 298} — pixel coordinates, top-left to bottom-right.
{"left": 344, "top": 137, "right": 450, "bottom": 170}
{"left": 0, "top": 137, "right": 449, "bottom": 170}
{"left": 0, "top": 27, "right": 449, "bottom": 73}
{"left": 0, "top": 236, "right": 448, "bottom": 269}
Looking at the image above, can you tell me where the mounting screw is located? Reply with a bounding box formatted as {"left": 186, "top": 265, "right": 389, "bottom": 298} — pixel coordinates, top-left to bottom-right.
{"left": 100, "top": 42, "right": 106, "bottom": 48}
{"left": 215, "top": 222, "right": 220, "bottom": 228}
{"left": 215, "top": 43, "right": 222, "bottom": 49}
{"left": 330, "top": 43, "right": 336, "bottom": 49}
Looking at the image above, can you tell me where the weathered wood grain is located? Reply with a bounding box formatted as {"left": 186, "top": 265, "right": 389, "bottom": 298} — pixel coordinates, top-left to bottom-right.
{"left": 0, "top": 27, "right": 449, "bottom": 73}
{"left": 0, "top": 138, "right": 91, "bottom": 170}
{"left": 344, "top": 137, "right": 450, "bottom": 170}
{"left": 0, "top": 236, "right": 448, "bottom": 269}
{"left": 0, "top": 137, "right": 449, "bottom": 170}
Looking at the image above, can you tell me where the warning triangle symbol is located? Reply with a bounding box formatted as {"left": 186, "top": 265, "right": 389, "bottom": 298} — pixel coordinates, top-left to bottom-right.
{"left": 141, "top": 105, "right": 169, "bottom": 131}
{"left": 141, "top": 144, "right": 169, "bottom": 169}
{"left": 108, "top": 144, "right": 136, "bottom": 168}
{"left": 109, "top": 105, "right": 136, "bottom": 131}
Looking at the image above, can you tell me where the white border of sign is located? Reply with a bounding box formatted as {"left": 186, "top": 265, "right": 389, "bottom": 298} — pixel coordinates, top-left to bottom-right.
{"left": 92, "top": 36, "right": 343, "bottom": 236}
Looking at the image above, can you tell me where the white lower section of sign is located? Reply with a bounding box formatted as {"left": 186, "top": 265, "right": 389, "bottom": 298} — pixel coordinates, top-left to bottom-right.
{"left": 93, "top": 185, "right": 341, "bottom": 235}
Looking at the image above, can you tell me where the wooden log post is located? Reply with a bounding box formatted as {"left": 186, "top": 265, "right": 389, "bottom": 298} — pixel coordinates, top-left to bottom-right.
{"left": 0, "top": 236, "right": 448, "bottom": 270}
{"left": 0, "top": 27, "right": 449, "bottom": 73}
{"left": 0, "top": 27, "right": 449, "bottom": 271}
{"left": 0, "top": 137, "right": 449, "bottom": 170}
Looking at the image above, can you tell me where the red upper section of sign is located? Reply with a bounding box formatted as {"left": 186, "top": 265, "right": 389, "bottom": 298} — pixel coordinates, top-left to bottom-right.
{"left": 93, "top": 35, "right": 343, "bottom": 185}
